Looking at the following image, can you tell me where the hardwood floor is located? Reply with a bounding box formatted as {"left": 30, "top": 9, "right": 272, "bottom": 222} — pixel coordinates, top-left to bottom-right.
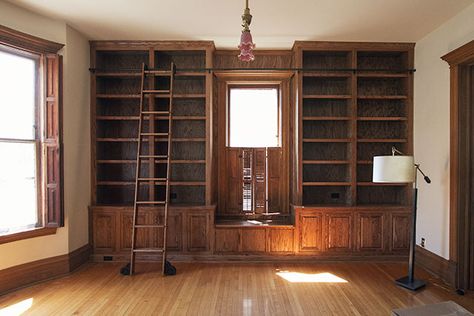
{"left": 0, "top": 262, "right": 473, "bottom": 315}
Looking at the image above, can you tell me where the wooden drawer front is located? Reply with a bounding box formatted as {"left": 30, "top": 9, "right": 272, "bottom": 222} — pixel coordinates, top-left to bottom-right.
{"left": 215, "top": 228, "right": 240, "bottom": 253}
{"left": 357, "top": 213, "right": 385, "bottom": 251}
{"left": 326, "top": 213, "right": 352, "bottom": 251}
{"left": 93, "top": 212, "right": 116, "bottom": 253}
{"left": 269, "top": 228, "right": 294, "bottom": 253}
{"left": 299, "top": 213, "right": 323, "bottom": 252}
{"left": 187, "top": 213, "right": 210, "bottom": 252}
{"left": 391, "top": 213, "right": 410, "bottom": 251}
{"left": 241, "top": 228, "right": 266, "bottom": 253}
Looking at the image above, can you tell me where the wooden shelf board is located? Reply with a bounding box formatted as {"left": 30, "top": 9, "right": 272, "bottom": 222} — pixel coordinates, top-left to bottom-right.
{"left": 303, "top": 95, "right": 352, "bottom": 99}
{"left": 96, "top": 94, "right": 140, "bottom": 99}
{"left": 303, "top": 116, "right": 351, "bottom": 121}
{"left": 303, "top": 138, "right": 352, "bottom": 143}
{"left": 97, "top": 160, "right": 135, "bottom": 164}
{"left": 357, "top": 117, "right": 407, "bottom": 121}
{"left": 172, "top": 116, "right": 206, "bottom": 120}
{"left": 357, "top": 95, "right": 407, "bottom": 100}
{"left": 357, "top": 160, "right": 374, "bottom": 165}
{"left": 96, "top": 138, "right": 137, "bottom": 142}
{"left": 96, "top": 116, "right": 139, "bottom": 120}
{"left": 303, "top": 160, "right": 350, "bottom": 164}
{"left": 357, "top": 139, "right": 407, "bottom": 143}
{"left": 170, "top": 182, "right": 206, "bottom": 186}
{"left": 95, "top": 72, "right": 141, "bottom": 77}
{"left": 303, "top": 72, "right": 352, "bottom": 78}
{"left": 357, "top": 182, "right": 409, "bottom": 187}
{"left": 303, "top": 182, "right": 352, "bottom": 186}
{"left": 154, "top": 94, "right": 206, "bottom": 99}
{"left": 357, "top": 73, "right": 409, "bottom": 78}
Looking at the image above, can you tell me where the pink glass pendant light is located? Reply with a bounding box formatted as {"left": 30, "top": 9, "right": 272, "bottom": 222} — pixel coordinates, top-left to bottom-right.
{"left": 238, "top": 0, "right": 255, "bottom": 62}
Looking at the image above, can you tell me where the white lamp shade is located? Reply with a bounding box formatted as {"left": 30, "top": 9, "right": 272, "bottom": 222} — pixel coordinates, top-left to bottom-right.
{"left": 373, "top": 156, "right": 415, "bottom": 183}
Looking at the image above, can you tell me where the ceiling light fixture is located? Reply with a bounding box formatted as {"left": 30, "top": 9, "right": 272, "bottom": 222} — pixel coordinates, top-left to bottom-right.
{"left": 238, "top": 0, "right": 255, "bottom": 62}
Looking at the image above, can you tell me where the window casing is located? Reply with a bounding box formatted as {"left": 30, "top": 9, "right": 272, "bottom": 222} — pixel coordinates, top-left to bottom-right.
{"left": 0, "top": 25, "right": 64, "bottom": 244}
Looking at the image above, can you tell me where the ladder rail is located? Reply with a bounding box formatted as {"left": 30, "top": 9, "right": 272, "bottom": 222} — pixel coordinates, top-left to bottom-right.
{"left": 130, "top": 63, "right": 147, "bottom": 275}
{"left": 162, "top": 62, "right": 175, "bottom": 275}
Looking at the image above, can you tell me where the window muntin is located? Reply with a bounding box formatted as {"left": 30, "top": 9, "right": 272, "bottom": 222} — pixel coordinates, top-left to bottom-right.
{"left": 0, "top": 47, "right": 40, "bottom": 235}
{"left": 228, "top": 87, "right": 280, "bottom": 148}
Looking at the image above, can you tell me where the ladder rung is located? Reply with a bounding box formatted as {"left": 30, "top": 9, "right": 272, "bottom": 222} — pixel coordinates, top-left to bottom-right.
{"left": 137, "top": 177, "right": 167, "bottom": 181}
{"left": 133, "top": 248, "right": 164, "bottom": 253}
{"left": 136, "top": 201, "right": 166, "bottom": 205}
{"left": 141, "top": 133, "right": 169, "bottom": 136}
{"left": 139, "top": 155, "right": 168, "bottom": 159}
{"left": 142, "top": 89, "right": 170, "bottom": 94}
{"left": 135, "top": 224, "right": 165, "bottom": 228}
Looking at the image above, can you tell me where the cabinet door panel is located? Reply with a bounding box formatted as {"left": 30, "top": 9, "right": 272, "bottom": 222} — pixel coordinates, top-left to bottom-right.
{"left": 269, "top": 228, "right": 294, "bottom": 253}
{"left": 299, "top": 213, "right": 323, "bottom": 251}
{"left": 215, "top": 228, "right": 240, "bottom": 253}
{"left": 358, "top": 213, "right": 384, "bottom": 251}
{"left": 187, "top": 213, "right": 209, "bottom": 252}
{"left": 120, "top": 212, "right": 149, "bottom": 251}
{"left": 391, "top": 213, "right": 410, "bottom": 251}
{"left": 326, "top": 213, "right": 352, "bottom": 251}
{"left": 241, "top": 228, "right": 266, "bottom": 253}
{"left": 153, "top": 212, "right": 183, "bottom": 252}
{"left": 93, "top": 212, "right": 116, "bottom": 253}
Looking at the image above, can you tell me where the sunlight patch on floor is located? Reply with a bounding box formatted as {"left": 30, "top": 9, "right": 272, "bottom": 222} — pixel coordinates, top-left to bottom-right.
{"left": 276, "top": 271, "right": 348, "bottom": 283}
{"left": 0, "top": 298, "right": 33, "bottom": 316}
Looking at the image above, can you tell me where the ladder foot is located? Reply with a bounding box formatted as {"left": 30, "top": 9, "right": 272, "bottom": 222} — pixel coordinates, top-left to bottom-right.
{"left": 164, "top": 260, "right": 176, "bottom": 276}
{"left": 120, "top": 263, "right": 131, "bottom": 275}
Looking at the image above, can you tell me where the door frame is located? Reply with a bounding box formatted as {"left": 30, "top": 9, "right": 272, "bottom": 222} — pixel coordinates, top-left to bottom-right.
{"left": 442, "top": 40, "right": 474, "bottom": 291}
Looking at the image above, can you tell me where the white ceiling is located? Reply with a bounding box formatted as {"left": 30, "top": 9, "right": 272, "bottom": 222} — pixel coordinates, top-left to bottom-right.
{"left": 6, "top": 0, "right": 474, "bottom": 48}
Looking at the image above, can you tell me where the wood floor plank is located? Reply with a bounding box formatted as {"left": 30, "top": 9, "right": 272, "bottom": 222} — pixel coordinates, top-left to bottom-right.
{"left": 0, "top": 262, "right": 473, "bottom": 315}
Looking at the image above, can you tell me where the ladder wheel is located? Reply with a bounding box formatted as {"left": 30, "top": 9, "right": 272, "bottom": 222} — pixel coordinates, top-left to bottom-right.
{"left": 120, "top": 263, "right": 131, "bottom": 275}
{"left": 164, "top": 260, "right": 176, "bottom": 276}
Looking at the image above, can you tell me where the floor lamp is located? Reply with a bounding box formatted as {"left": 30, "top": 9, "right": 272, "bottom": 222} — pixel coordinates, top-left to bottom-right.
{"left": 373, "top": 146, "right": 431, "bottom": 291}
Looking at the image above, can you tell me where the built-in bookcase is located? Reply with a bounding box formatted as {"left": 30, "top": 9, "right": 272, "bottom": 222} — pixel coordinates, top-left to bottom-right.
{"left": 294, "top": 42, "right": 413, "bottom": 207}
{"left": 91, "top": 42, "right": 214, "bottom": 206}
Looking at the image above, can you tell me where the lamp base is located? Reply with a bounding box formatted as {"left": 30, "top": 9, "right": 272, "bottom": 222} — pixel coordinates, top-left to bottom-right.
{"left": 395, "top": 276, "right": 426, "bottom": 291}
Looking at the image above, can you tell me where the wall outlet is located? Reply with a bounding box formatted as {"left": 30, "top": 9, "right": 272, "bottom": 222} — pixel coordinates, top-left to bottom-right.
{"left": 420, "top": 237, "right": 426, "bottom": 248}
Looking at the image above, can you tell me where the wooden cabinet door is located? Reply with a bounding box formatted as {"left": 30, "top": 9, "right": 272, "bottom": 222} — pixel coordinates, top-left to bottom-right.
{"left": 119, "top": 211, "right": 150, "bottom": 251}
{"left": 226, "top": 148, "right": 242, "bottom": 213}
{"left": 269, "top": 228, "right": 294, "bottom": 253}
{"left": 357, "top": 213, "right": 385, "bottom": 252}
{"left": 391, "top": 212, "right": 410, "bottom": 252}
{"left": 326, "top": 213, "right": 353, "bottom": 251}
{"left": 93, "top": 211, "right": 117, "bottom": 253}
{"left": 187, "top": 212, "right": 210, "bottom": 252}
{"left": 152, "top": 211, "right": 183, "bottom": 252}
{"left": 299, "top": 212, "right": 323, "bottom": 252}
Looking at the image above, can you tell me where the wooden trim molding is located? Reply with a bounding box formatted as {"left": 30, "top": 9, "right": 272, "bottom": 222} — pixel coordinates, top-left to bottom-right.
{"left": 0, "top": 24, "right": 64, "bottom": 54}
{"left": 416, "top": 246, "right": 456, "bottom": 286}
{"left": 0, "top": 227, "right": 57, "bottom": 245}
{"left": 0, "top": 244, "right": 91, "bottom": 295}
{"left": 441, "top": 40, "right": 474, "bottom": 291}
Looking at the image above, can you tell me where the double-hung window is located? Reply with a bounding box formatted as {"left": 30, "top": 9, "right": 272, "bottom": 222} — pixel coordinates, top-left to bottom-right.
{"left": 0, "top": 25, "right": 64, "bottom": 243}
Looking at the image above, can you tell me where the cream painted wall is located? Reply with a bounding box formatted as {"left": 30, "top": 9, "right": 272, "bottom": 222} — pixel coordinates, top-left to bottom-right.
{"left": 414, "top": 3, "right": 474, "bottom": 259}
{"left": 0, "top": 1, "right": 90, "bottom": 269}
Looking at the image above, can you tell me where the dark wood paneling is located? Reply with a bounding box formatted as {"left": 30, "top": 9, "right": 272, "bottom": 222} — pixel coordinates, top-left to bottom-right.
{"left": 215, "top": 228, "right": 240, "bottom": 253}
{"left": 268, "top": 148, "right": 282, "bottom": 212}
{"left": 416, "top": 245, "right": 456, "bottom": 287}
{"left": 226, "top": 148, "right": 242, "bottom": 213}
{"left": 299, "top": 212, "right": 323, "bottom": 252}
{"left": 326, "top": 213, "right": 352, "bottom": 251}
{"left": 241, "top": 228, "right": 266, "bottom": 253}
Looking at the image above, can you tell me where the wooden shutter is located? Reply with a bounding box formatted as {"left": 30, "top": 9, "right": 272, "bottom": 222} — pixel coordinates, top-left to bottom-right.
{"left": 267, "top": 148, "right": 282, "bottom": 212}
{"left": 43, "top": 54, "right": 63, "bottom": 227}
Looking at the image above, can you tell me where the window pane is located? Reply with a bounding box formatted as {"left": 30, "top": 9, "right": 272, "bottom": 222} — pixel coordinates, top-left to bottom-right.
{"left": 0, "top": 142, "right": 38, "bottom": 233}
{"left": 0, "top": 50, "right": 36, "bottom": 139}
{"left": 229, "top": 88, "right": 279, "bottom": 147}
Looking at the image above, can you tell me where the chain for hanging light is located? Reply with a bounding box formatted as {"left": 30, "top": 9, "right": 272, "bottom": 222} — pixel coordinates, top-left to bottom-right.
{"left": 238, "top": 0, "right": 255, "bottom": 62}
